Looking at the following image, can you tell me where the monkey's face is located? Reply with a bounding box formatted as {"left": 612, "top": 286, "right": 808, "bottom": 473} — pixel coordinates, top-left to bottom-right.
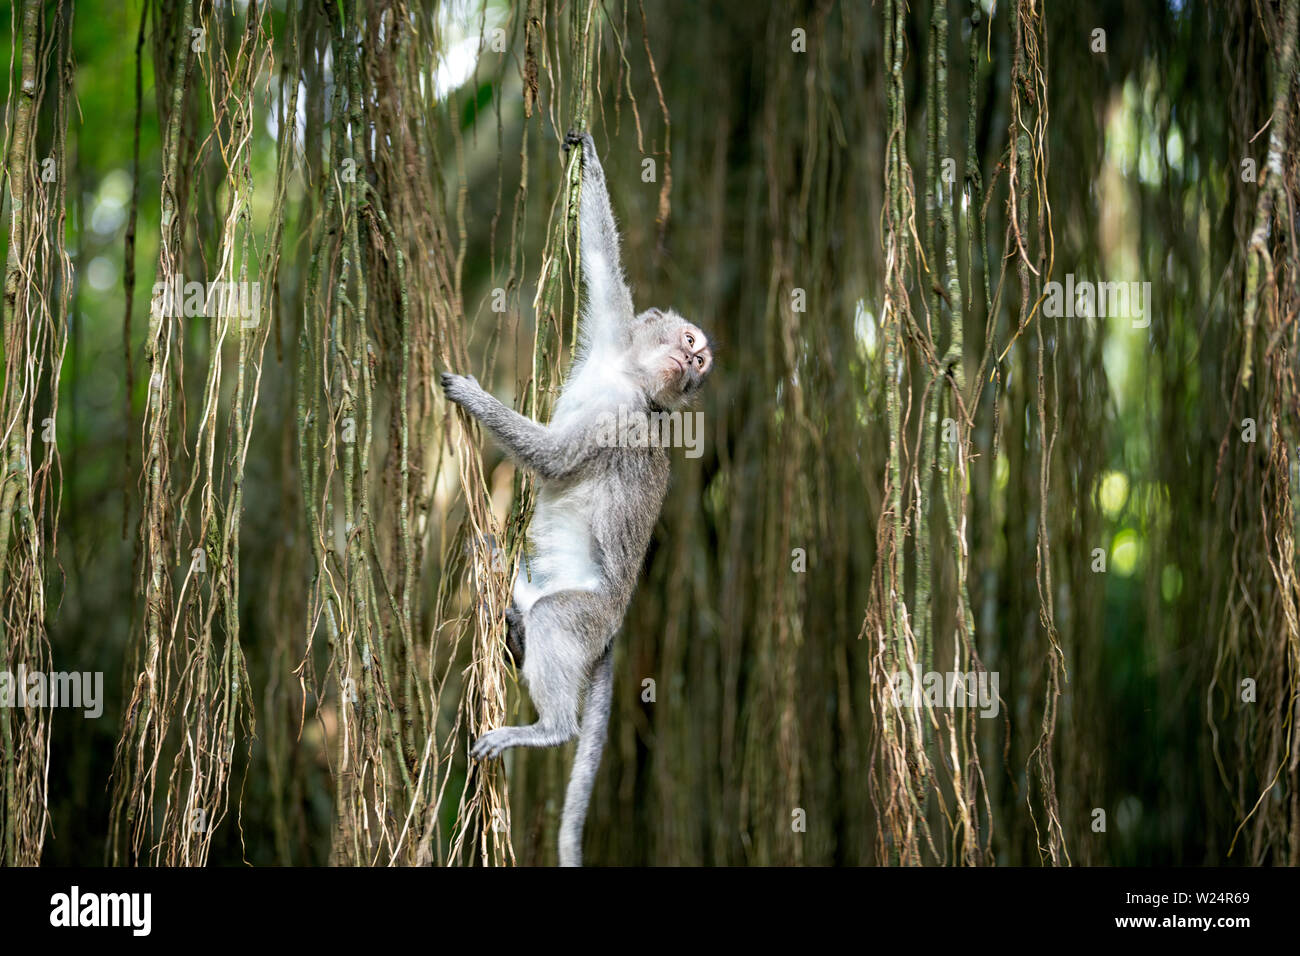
{"left": 632, "top": 309, "right": 713, "bottom": 408}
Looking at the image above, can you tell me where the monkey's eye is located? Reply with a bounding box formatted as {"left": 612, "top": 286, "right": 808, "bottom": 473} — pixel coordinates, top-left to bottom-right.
{"left": 695, "top": 354, "right": 705, "bottom": 369}
{"left": 685, "top": 332, "right": 695, "bottom": 348}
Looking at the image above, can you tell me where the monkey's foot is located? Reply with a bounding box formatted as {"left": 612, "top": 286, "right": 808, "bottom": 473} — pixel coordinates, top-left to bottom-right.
{"left": 472, "top": 722, "right": 575, "bottom": 759}
{"left": 471, "top": 727, "right": 519, "bottom": 760}
{"left": 505, "top": 607, "right": 525, "bottom": 666}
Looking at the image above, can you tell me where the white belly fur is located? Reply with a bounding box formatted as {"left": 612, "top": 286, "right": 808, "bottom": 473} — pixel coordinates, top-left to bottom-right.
{"left": 511, "top": 482, "right": 601, "bottom": 613}
{"left": 511, "top": 348, "right": 637, "bottom": 612}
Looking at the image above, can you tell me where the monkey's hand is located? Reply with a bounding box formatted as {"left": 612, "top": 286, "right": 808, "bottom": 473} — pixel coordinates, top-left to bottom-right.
{"left": 562, "top": 129, "right": 592, "bottom": 151}
{"left": 562, "top": 129, "right": 602, "bottom": 182}
{"left": 440, "top": 372, "right": 486, "bottom": 415}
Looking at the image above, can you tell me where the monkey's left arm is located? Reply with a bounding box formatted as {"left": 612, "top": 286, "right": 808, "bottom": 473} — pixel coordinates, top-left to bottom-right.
{"left": 441, "top": 373, "right": 593, "bottom": 480}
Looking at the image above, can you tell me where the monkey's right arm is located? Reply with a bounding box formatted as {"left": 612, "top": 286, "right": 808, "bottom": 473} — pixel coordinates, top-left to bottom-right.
{"left": 440, "top": 372, "right": 593, "bottom": 480}
{"left": 564, "top": 130, "right": 635, "bottom": 350}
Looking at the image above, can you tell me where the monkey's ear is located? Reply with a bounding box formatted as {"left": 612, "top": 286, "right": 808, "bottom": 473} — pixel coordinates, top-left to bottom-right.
{"left": 635, "top": 307, "right": 662, "bottom": 324}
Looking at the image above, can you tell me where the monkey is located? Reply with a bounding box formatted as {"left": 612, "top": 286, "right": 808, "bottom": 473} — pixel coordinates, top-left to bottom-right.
{"left": 440, "top": 129, "right": 713, "bottom": 866}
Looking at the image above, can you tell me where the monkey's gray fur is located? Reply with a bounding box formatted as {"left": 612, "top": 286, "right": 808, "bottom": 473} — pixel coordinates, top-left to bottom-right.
{"left": 440, "top": 130, "right": 713, "bottom": 866}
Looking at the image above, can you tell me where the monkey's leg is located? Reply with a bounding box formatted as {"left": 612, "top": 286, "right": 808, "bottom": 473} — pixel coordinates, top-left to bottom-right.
{"left": 471, "top": 590, "right": 610, "bottom": 760}
{"left": 505, "top": 606, "right": 525, "bottom": 666}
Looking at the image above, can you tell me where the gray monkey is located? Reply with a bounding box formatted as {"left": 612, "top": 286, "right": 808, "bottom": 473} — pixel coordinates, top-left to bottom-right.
{"left": 440, "top": 129, "right": 713, "bottom": 866}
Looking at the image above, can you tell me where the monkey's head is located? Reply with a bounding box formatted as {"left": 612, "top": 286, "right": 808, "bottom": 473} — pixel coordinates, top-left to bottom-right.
{"left": 629, "top": 308, "right": 714, "bottom": 409}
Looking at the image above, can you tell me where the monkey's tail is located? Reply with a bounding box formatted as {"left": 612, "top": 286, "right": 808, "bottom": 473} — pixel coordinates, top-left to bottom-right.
{"left": 557, "top": 643, "right": 615, "bottom": 867}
